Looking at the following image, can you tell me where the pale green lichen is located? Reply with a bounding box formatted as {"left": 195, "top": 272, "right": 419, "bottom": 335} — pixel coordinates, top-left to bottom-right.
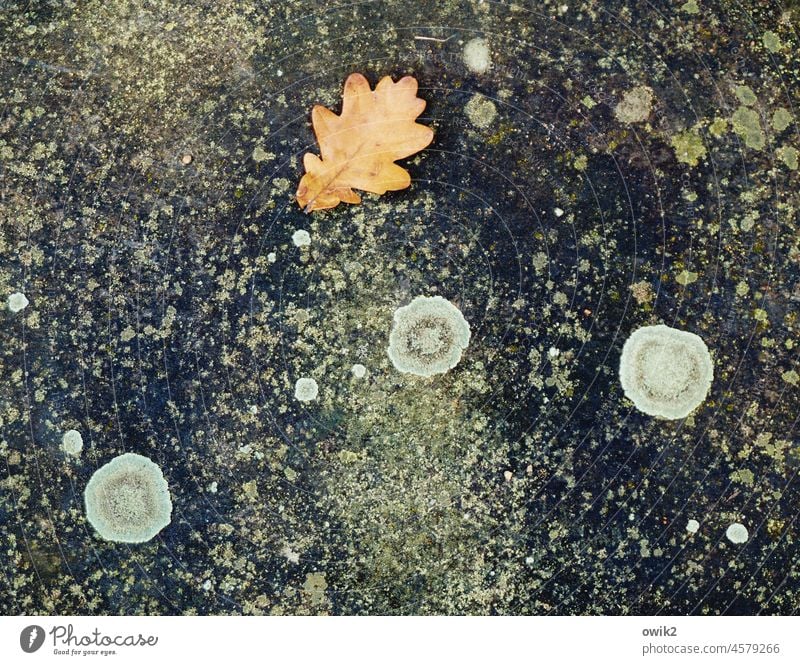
{"left": 680, "top": 0, "right": 700, "bottom": 15}
{"left": 731, "top": 107, "right": 765, "bottom": 150}
{"left": 730, "top": 468, "right": 755, "bottom": 486}
{"left": 252, "top": 146, "right": 273, "bottom": 162}
{"left": 619, "top": 324, "right": 714, "bottom": 420}
{"left": 387, "top": 295, "right": 471, "bottom": 377}
{"left": 777, "top": 145, "right": 798, "bottom": 170}
{"left": 84, "top": 453, "right": 172, "bottom": 543}
{"left": 675, "top": 269, "right": 699, "bottom": 285}
{"left": 734, "top": 85, "right": 757, "bottom": 106}
{"left": 772, "top": 108, "right": 792, "bottom": 132}
{"left": 464, "top": 94, "right": 497, "bottom": 129}
{"left": 782, "top": 370, "right": 799, "bottom": 386}
{"left": 762, "top": 30, "right": 782, "bottom": 53}
{"left": 709, "top": 117, "right": 728, "bottom": 138}
{"left": 671, "top": 130, "right": 706, "bottom": 166}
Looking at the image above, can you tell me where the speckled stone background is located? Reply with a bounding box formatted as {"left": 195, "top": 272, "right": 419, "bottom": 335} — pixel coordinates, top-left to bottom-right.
{"left": 1, "top": 0, "right": 799, "bottom": 615}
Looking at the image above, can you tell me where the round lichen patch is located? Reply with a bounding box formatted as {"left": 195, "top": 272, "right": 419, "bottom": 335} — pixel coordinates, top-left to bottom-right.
{"left": 61, "top": 429, "right": 84, "bottom": 456}
{"left": 613, "top": 85, "right": 654, "bottom": 124}
{"left": 294, "top": 377, "right": 319, "bottom": 401}
{"left": 7, "top": 292, "right": 29, "bottom": 313}
{"left": 619, "top": 324, "right": 714, "bottom": 419}
{"left": 726, "top": 522, "right": 749, "bottom": 544}
{"left": 462, "top": 37, "right": 491, "bottom": 74}
{"left": 84, "top": 452, "right": 172, "bottom": 543}
{"left": 387, "top": 295, "right": 471, "bottom": 377}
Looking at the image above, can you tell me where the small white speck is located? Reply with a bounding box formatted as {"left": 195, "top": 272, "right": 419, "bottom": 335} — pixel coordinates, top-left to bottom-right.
{"left": 548, "top": 347, "right": 560, "bottom": 357}
{"left": 208, "top": 481, "right": 218, "bottom": 494}
{"left": 726, "top": 522, "right": 749, "bottom": 544}
{"left": 294, "top": 377, "right": 319, "bottom": 402}
{"left": 202, "top": 580, "right": 212, "bottom": 591}
{"left": 276, "top": 69, "right": 283, "bottom": 77}
{"left": 8, "top": 292, "right": 29, "bottom": 313}
{"left": 61, "top": 429, "right": 83, "bottom": 456}
{"left": 686, "top": 519, "right": 700, "bottom": 534}
{"left": 248, "top": 405, "right": 258, "bottom": 415}
{"left": 267, "top": 251, "right": 277, "bottom": 263}
{"left": 351, "top": 363, "right": 367, "bottom": 379}
{"left": 525, "top": 556, "right": 535, "bottom": 565}
{"left": 292, "top": 230, "right": 311, "bottom": 247}
{"left": 554, "top": 207, "right": 564, "bottom": 217}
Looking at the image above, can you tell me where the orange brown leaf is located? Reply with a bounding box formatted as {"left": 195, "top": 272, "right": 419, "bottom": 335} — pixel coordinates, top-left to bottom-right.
{"left": 296, "top": 73, "right": 434, "bottom": 213}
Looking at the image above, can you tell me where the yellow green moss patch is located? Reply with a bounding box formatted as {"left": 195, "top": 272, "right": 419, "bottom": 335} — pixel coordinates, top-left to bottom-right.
{"left": 675, "top": 269, "right": 699, "bottom": 285}
{"left": 680, "top": 0, "right": 700, "bottom": 14}
{"left": 762, "top": 30, "right": 782, "bottom": 53}
{"left": 671, "top": 130, "right": 706, "bottom": 166}
{"left": 709, "top": 117, "right": 728, "bottom": 137}
{"left": 782, "top": 369, "right": 799, "bottom": 386}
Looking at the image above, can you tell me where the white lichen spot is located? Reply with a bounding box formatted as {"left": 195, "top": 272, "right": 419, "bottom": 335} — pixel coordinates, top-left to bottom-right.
{"left": 351, "top": 363, "right": 367, "bottom": 379}
{"left": 292, "top": 229, "right": 311, "bottom": 247}
{"left": 619, "top": 324, "right": 714, "bottom": 419}
{"left": 61, "top": 429, "right": 84, "bottom": 456}
{"left": 725, "top": 522, "right": 749, "bottom": 544}
{"left": 267, "top": 251, "right": 277, "bottom": 263}
{"left": 462, "top": 37, "right": 491, "bottom": 74}
{"left": 387, "top": 295, "right": 471, "bottom": 376}
{"left": 686, "top": 519, "right": 700, "bottom": 534}
{"left": 294, "top": 377, "right": 319, "bottom": 402}
{"left": 554, "top": 207, "right": 564, "bottom": 217}
{"left": 84, "top": 453, "right": 172, "bottom": 543}
{"left": 7, "top": 292, "right": 29, "bottom": 313}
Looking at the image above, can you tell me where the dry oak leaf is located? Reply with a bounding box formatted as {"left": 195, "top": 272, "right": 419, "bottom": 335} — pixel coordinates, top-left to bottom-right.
{"left": 296, "top": 73, "right": 434, "bottom": 212}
